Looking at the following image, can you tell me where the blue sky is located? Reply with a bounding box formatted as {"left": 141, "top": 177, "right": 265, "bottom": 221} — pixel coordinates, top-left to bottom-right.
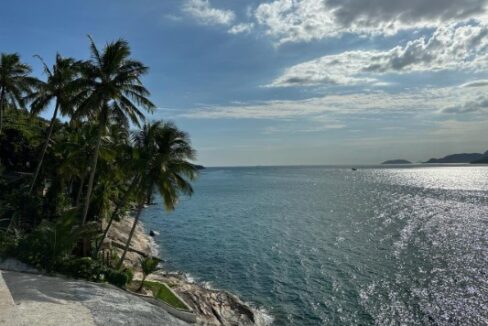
{"left": 2, "top": 0, "right": 488, "bottom": 166}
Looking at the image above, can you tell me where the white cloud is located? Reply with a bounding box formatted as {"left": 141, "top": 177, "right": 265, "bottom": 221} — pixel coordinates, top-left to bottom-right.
{"left": 460, "top": 79, "right": 488, "bottom": 88}
{"left": 262, "top": 117, "right": 346, "bottom": 134}
{"left": 268, "top": 22, "right": 488, "bottom": 87}
{"left": 254, "top": 0, "right": 488, "bottom": 44}
{"left": 267, "top": 51, "right": 380, "bottom": 87}
{"left": 181, "top": 83, "right": 488, "bottom": 120}
{"left": 183, "top": 0, "right": 235, "bottom": 25}
{"left": 228, "top": 23, "right": 255, "bottom": 34}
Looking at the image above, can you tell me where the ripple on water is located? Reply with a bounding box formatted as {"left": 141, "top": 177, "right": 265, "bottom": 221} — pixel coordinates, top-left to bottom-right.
{"left": 141, "top": 166, "right": 488, "bottom": 325}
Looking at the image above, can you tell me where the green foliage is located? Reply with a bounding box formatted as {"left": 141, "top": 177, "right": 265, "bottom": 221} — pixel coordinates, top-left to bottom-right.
{"left": 0, "top": 40, "right": 198, "bottom": 289}
{"left": 58, "top": 257, "right": 106, "bottom": 282}
{"left": 136, "top": 256, "right": 161, "bottom": 291}
{"left": 0, "top": 229, "right": 22, "bottom": 259}
{"left": 106, "top": 268, "right": 130, "bottom": 287}
{"left": 122, "top": 267, "right": 134, "bottom": 284}
{"left": 16, "top": 212, "right": 80, "bottom": 271}
{"left": 0, "top": 189, "right": 43, "bottom": 229}
{"left": 58, "top": 257, "right": 131, "bottom": 287}
{"left": 132, "top": 122, "right": 198, "bottom": 212}
{"left": 0, "top": 53, "right": 40, "bottom": 136}
{"left": 0, "top": 108, "right": 45, "bottom": 171}
{"left": 140, "top": 256, "right": 161, "bottom": 278}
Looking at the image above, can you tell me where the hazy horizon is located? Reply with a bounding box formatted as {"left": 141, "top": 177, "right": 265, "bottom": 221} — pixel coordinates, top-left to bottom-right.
{"left": 201, "top": 159, "right": 488, "bottom": 168}
{"left": 2, "top": 0, "right": 488, "bottom": 166}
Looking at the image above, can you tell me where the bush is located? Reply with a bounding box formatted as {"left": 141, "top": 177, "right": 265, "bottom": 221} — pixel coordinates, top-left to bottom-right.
{"left": 122, "top": 267, "right": 134, "bottom": 284}
{"left": 16, "top": 213, "right": 80, "bottom": 271}
{"left": 0, "top": 229, "right": 21, "bottom": 259}
{"left": 58, "top": 257, "right": 107, "bottom": 282}
{"left": 0, "top": 189, "right": 43, "bottom": 229}
{"left": 58, "top": 257, "right": 131, "bottom": 287}
{"left": 106, "top": 269, "right": 129, "bottom": 287}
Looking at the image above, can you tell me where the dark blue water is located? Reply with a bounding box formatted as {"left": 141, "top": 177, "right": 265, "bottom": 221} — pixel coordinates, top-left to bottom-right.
{"left": 142, "top": 166, "right": 488, "bottom": 325}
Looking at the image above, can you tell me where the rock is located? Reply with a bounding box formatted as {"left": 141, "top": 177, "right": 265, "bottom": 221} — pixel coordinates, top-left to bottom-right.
{"left": 108, "top": 215, "right": 268, "bottom": 325}
{"left": 150, "top": 272, "right": 261, "bottom": 325}
{"left": 107, "top": 215, "right": 153, "bottom": 268}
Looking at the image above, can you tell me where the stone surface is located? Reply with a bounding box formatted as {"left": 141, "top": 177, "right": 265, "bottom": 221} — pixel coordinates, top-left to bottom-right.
{"left": 0, "top": 272, "right": 16, "bottom": 326}
{"left": 150, "top": 272, "right": 271, "bottom": 326}
{"left": 1, "top": 271, "right": 189, "bottom": 326}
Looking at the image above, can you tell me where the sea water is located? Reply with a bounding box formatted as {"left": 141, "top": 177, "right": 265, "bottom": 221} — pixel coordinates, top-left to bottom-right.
{"left": 141, "top": 166, "right": 488, "bottom": 325}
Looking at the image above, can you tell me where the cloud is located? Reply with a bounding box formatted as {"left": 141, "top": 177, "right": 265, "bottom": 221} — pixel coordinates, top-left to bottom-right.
{"left": 228, "top": 23, "right": 255, "bottom": 34}
{"left": 441, "top": 95, "right": 488, "bottom": 114}
{"left": 183, "top": 0, "right": 235, "bottom": 25}
{"left": 460, "top": 79, "right": 488, "bottom": 88}
{"left": 267, "top": 51, "right": 380, "bottom": 87}
{"left": 327, "top": 0, "right": 486, "bottom": 29}
{"left": 181, "top": 84, "right": 488, "bottom": 120}
{"left": 268, "top": 22, "right": 488, "bottom": 87}
{"left": 254, "top": 0, "right": 488, "bottom": 43}
{"left": 262, "top": 117, "right": 346, "bottom": 134}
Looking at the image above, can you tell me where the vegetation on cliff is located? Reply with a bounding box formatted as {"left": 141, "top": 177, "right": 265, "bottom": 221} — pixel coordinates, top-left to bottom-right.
{"left": 0, "top": 38, "right": 198, "bottom": 288}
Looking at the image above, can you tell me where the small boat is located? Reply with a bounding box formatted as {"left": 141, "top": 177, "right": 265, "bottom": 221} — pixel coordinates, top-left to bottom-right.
{"left": 351, "top": 168, "right": 357, "bottom": 171}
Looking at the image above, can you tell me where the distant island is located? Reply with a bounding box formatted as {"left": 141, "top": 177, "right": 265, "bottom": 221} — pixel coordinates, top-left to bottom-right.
{"left": 424, "top": 151, "right": 487, "bottom": 163}
{"left": 380, "top": 150, "right": 488, "bottom": 165}
{"left": 471, "top": 151, "right": 488, "bottom": 164}
{"left": 382, "top": 159, "right": 412, "bottom": 164}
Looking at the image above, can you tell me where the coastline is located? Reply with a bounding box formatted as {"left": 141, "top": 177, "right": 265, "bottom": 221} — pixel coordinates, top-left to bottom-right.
{"left": 109, "top": 215, "right": 272, "bottom": 326}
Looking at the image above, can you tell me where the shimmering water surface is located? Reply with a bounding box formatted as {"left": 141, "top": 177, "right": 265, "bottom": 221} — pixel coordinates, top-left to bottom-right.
{"left": 142, "top": 166, "right": 488, "bottom": 325}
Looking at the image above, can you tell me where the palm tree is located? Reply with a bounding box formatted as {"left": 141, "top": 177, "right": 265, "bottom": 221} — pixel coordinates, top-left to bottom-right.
{"left": 0, "top": 53, "right": 38, "bottom": 135}
{"left": 53, "top": 123, "right": 97, "bottom": 208}
{"left": 137, "top": 257, "right": 161, "bottom": 292}
{"left": 76, "top": 37, "right": 155, "bottom": 232}
{"left": 117, "top": 121, "right": 198, "bottom": 269}
{"left": 29, "top": 54, "right": 83, "bottom": 193}
{"left": 94, "top": 143, "right": 139, "bottom": 256}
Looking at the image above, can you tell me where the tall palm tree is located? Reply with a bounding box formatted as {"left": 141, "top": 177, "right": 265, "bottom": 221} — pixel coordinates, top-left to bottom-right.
{"left": 29, "top": 54, "right": 83, "bottom": 193}
{"left": 54, "top": 123, "right": 97, "bottom": 208}
{"left": 94, "top": 141, "right": 139, "bottom": 256}
{"left": 117, "top": 121, "right": 198, "bottom": 269}
{"left": 0, "top": 53, "right": 38, "bottom": 135}
{"left": 76, "top": 37, "right": 155, "bottom": 231}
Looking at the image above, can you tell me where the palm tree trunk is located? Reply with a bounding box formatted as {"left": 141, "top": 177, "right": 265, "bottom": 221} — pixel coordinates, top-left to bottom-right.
{"left": 95, "top": 176, "right": 138, "bottom": 256}
{"left": 75, "top": 172, "right": 86, "bottom": 208}
{"left": 80, "top": 107, "right": 107, "bottom": 256}
{"left": 0, "top": 88, "right": 5, "bottom": 136}
{"left": 29, "top": 101, "right": 60, "bottom": 194}
{"left": 81, "top": 108, "right": 107, "bottom": 226}
{"left": 116, "top": 201, "right": 144, "bottom": 270}
{"left": 137, "top": 274, "right": 146, "bottom": 292}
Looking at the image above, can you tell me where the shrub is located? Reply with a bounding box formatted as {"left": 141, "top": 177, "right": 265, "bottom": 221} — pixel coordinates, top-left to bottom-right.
{"left": 0, "top": 229, "right": 21, "bottom": 259}
{"left": 122, "top": 267, "right": 134, "bottom": 284}
{"left": 0, "top": 189, "right": 43, "bottom": 230}
{"left": 58, "top": 257, "right": 107, "bottom": 282}
{"left": 106, "top": 269, "right": 129, "bottom": 287}
{"left": 16, "top": 212, "right": 80, "bottom": 271}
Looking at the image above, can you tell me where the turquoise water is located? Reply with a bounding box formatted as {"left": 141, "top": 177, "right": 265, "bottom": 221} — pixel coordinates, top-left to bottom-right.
{"left": 142, "top": 166, "right": 488, "bottom": 325}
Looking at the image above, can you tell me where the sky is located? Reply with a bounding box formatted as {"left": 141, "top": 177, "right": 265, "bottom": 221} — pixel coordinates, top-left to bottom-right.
{"left": 1, "top": 0, "right": 488, "bottom": 166}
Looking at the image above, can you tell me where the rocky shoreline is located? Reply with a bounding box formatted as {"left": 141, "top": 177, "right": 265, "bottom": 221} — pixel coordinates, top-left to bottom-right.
{"left": 108, "top": 216, "right": 272, "bottom": 326}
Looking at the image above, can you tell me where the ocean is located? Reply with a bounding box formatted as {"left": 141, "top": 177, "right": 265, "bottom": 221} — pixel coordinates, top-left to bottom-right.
{"left": 141, "top": 165, "right": 488, "bottom": 325}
